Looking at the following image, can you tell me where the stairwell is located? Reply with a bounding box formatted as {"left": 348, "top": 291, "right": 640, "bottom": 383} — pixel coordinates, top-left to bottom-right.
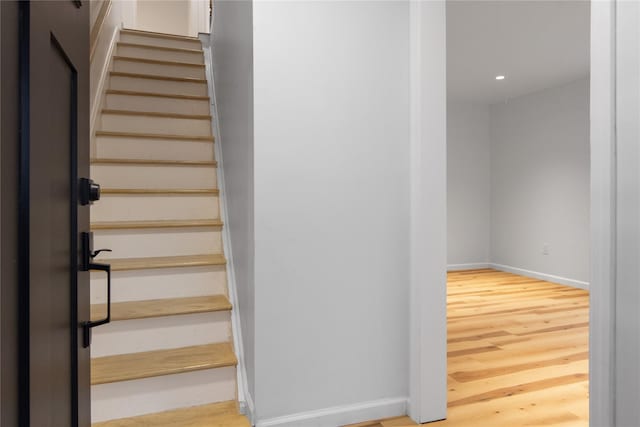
{"left": 89, "top": 28, "right": 250, "bottom": 427}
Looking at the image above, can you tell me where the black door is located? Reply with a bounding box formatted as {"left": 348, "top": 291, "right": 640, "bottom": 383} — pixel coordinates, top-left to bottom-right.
{"left": 1, "top": 1, "right": 91, "bottom": 426}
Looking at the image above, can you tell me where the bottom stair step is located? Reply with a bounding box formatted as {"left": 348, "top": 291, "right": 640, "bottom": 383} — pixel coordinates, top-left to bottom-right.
{"left": 91, "top": 342, "right": 237, "bottom": 385}
{"left": 107, "top": 254, "right": 227, "bottom": 271}
{"left": 92, "top": 400, "right": 251, "bottom": 427}
{"left": 90, "top": 295, "right": 232, "bottom": 321}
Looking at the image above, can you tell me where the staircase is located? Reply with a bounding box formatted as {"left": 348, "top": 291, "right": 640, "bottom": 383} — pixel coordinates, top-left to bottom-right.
{"left": 90, "top": 28, "right": 249, "bottom": 427}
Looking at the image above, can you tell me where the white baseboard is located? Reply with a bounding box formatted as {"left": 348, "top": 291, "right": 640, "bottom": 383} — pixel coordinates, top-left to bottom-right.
{"left": 490, "top": 263, "right": 590, "bottom": 290}
{"left": 255, "top": 397, "right": 408, "bottom": 427}
{"left": 240, "top": 391, "right": 255, "bottom": 426}
{"left": 199, "top": 33, "right": 253, "bottom": 424}
{"left": 447, "top": 263, "right": 491, "bottom": 271}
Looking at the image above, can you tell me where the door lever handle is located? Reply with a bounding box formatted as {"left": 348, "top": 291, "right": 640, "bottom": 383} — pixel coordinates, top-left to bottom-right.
{"left": 91, "top": 248, "right": 112, "bottom": 258}
{"left": 82, "top": 261, "right": 111, "bottom": 348}
{"left": 80, "top": 232, "right": 112, "bottom": 347}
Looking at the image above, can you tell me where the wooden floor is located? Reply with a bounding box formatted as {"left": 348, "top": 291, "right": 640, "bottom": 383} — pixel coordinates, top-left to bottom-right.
{"left": 346, "top": 269, "right": 589, "bottom": 427}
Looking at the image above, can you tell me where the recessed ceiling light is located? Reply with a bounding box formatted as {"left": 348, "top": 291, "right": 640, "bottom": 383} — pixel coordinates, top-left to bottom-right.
{"left": 496, "top": 75, "right": 505, "bottom": 80}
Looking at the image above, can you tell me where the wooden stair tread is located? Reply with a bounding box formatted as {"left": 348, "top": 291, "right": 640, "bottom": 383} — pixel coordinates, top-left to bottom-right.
{"left": 91, "top": 295, "right": 232, "bottom": 321}
{"left": 121, "top": 28, "right": 201, "bottom": 42}
{"left": 91, "top": 158, "right": 217, "bottom": 167}
{"left": 118, "top": 41, "right": 203, "bottom": 55}
{"left": 110, "top": 71, "right": 206, "bottom": 83}
{"left": 108, "top": 254, "right": 227, "bottom": 271}
{"left": 91, "top": 219, "right": 223, "bottom": 230}
{"left": 102, "top": 109, "right": 211, "bottom": 120}
{"left": 101, "top": 188, "right": 219, "bottom": 195}
{"left": 92, "top": 401, "right": 250, "bottom": 427}
{"left": 91, "top": 342, "right": 237, "bottom": 385}
{"left": 95, "top": 130, "right": 214, "bottom": 142}
{"left": 106, "top": 89, "right": 210, "bottom": 101}
{"left": 113, "top": 55, "right": 205, "bottom": 68}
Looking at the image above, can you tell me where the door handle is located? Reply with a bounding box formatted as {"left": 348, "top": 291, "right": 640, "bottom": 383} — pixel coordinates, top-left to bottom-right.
{"left": 82, "top": 261, "right": 111, "bottom": 348}
{"left": 80, "top": 231, "right": 112, "bottom": 347}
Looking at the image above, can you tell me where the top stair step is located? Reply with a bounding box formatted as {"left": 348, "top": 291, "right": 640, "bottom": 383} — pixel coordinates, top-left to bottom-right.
{"left": 91, "top": 400, "right": 251, "bottom": 427}
{"left": 120, "top": 28, "right": 203, "bottom": 51}
{"left": 122, "top": 28, "right": 201, "bottom": 42}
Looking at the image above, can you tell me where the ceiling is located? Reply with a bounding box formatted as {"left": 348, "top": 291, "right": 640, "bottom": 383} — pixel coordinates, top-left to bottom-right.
{"left": 447, "top": 0, "right": 590, "bottom": 105}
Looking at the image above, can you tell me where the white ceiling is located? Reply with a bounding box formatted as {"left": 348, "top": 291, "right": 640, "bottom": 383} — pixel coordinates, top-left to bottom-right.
{"left": 447, "top": 0, "right": 590, "bottom": 105}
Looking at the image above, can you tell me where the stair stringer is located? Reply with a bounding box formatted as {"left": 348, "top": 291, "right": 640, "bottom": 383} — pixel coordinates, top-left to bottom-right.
{"left": 199, "top": 33, "right": 254, "bottom": 424}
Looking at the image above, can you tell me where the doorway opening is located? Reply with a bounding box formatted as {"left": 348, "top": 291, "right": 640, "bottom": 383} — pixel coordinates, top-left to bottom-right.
{"left": 444, "top": 1, "right": 590, "bottom": 424}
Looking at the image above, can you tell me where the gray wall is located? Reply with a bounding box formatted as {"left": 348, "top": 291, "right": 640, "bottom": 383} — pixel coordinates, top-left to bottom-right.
{"left": 447, "top": 103, "right": 491, "bottom": 267}
{"left": 447, "top": 79, "right": 590, "bottom": 284}
{"left": 252, "top": 0, "right": 410, "bottom": 421}
{"left": 211, "top": 0, "right": 255, "bottom": 400}
{"left": 490, "top": 78, "right": 590, "bottom": 282}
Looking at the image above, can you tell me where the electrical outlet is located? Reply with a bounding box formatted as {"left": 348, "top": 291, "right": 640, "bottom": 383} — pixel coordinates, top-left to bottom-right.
{"left": 543, "top": 243, "right": 549, "bottom": 255}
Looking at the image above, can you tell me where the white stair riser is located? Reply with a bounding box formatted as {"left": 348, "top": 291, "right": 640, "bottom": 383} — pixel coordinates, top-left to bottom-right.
{"left": 120, "top": 33, "right": 203, "bottom": 50}
{"left": 92, "top": 194, "right": 220, "bottom": 222}
{"left": 117, "top": 44, "right": 203, "bottom": 64}
{"left": 91, "top": 164, "right": 217, "bottom": 189}
{"left": 93, "top": 228, "right": 222, "bottom": 259}
{"left": 113, "top": 59, "right": 205, "bottom": 79}
{"left": 91, "top": 313, "right": 232, "bottom": 357}
{"left": 91, "top": 266, "right": 228, "bottom": 304}
{"left": 109, "top": 75, "right": 207, "bottom": 97}
{"left": 105, "top": 93, "right": 210, "bottom": 115}
{"left": 101, "top": 113, "right": 211, "bottom": 136}
{"left": 96, "top": 136, "right": 215, "bottom": 162}
{"left": 91, "top": 367, "right": 236, "bottom": 423}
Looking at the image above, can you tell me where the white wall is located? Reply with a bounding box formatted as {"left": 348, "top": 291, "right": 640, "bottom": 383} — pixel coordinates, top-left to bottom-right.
{"left": 188, "top": 0, "right": 210, "bottom": 36}
{"left": 447, "top": 103, "right": 491, "bottom": 267}
{"left": 614, "top": 2, "right": 640, "bottom": 424}
{"left": 90, "top": 0, "right": 137, "bottom": 135}
{"left": 136, "top": 0, "right": 190, "bottom": 36}
{"left": 252, "top": 1, "right": 410, "bottom": 424}
{"left": 90, "top": 0, "right": 104, "bottom": 27}
{"left": 490, "top": 78, "right": 590, "bottom": 283}
{"left": 588, "top": 3, "right": 615, "bottom": 424}
{"left": 410, "top": 1, "right": 448, "bottom": 421}
{"left": 210, "top": 0, "right": 255, "bottom": 408}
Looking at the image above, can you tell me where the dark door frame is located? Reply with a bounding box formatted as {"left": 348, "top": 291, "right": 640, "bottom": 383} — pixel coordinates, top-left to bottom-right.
{"left": 1, "top": 2, "right": 22, "bottom": 425}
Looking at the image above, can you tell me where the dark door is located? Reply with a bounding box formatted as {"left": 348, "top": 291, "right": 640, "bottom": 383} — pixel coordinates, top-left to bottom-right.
{"left": 1, "top": 1, "right": 91, "bottom": 426}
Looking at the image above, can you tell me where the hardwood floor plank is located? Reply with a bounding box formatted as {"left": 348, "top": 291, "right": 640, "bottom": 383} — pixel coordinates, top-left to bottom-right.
{"left": 450, "top": 351, "right": 588, "bottom": 383}
{"left": 447, "top": 345, "right": 501, "bottom": 358}
{"left": 448, "top": 373, "right": 588, "bottom": 408}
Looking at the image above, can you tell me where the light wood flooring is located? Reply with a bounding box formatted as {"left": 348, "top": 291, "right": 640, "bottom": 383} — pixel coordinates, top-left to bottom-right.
{"left": 346, "top": 269, "right": 589, "bottom": 427}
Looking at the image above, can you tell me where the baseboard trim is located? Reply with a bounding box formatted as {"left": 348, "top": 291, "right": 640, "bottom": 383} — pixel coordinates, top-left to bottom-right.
{"left": 240, "top": 392, "right": 256, "bottom": 427}
{"left": 490, "top": 263, "right": 590, "bottom": 290}
{"left": 200, "top": 33, "right": 254, "bottom": 425}
{"left": 447, "top": 263, "right": 491, "bottom": 271}
{"left": 255, "top": 397, "right": 408, "bottom": 427}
